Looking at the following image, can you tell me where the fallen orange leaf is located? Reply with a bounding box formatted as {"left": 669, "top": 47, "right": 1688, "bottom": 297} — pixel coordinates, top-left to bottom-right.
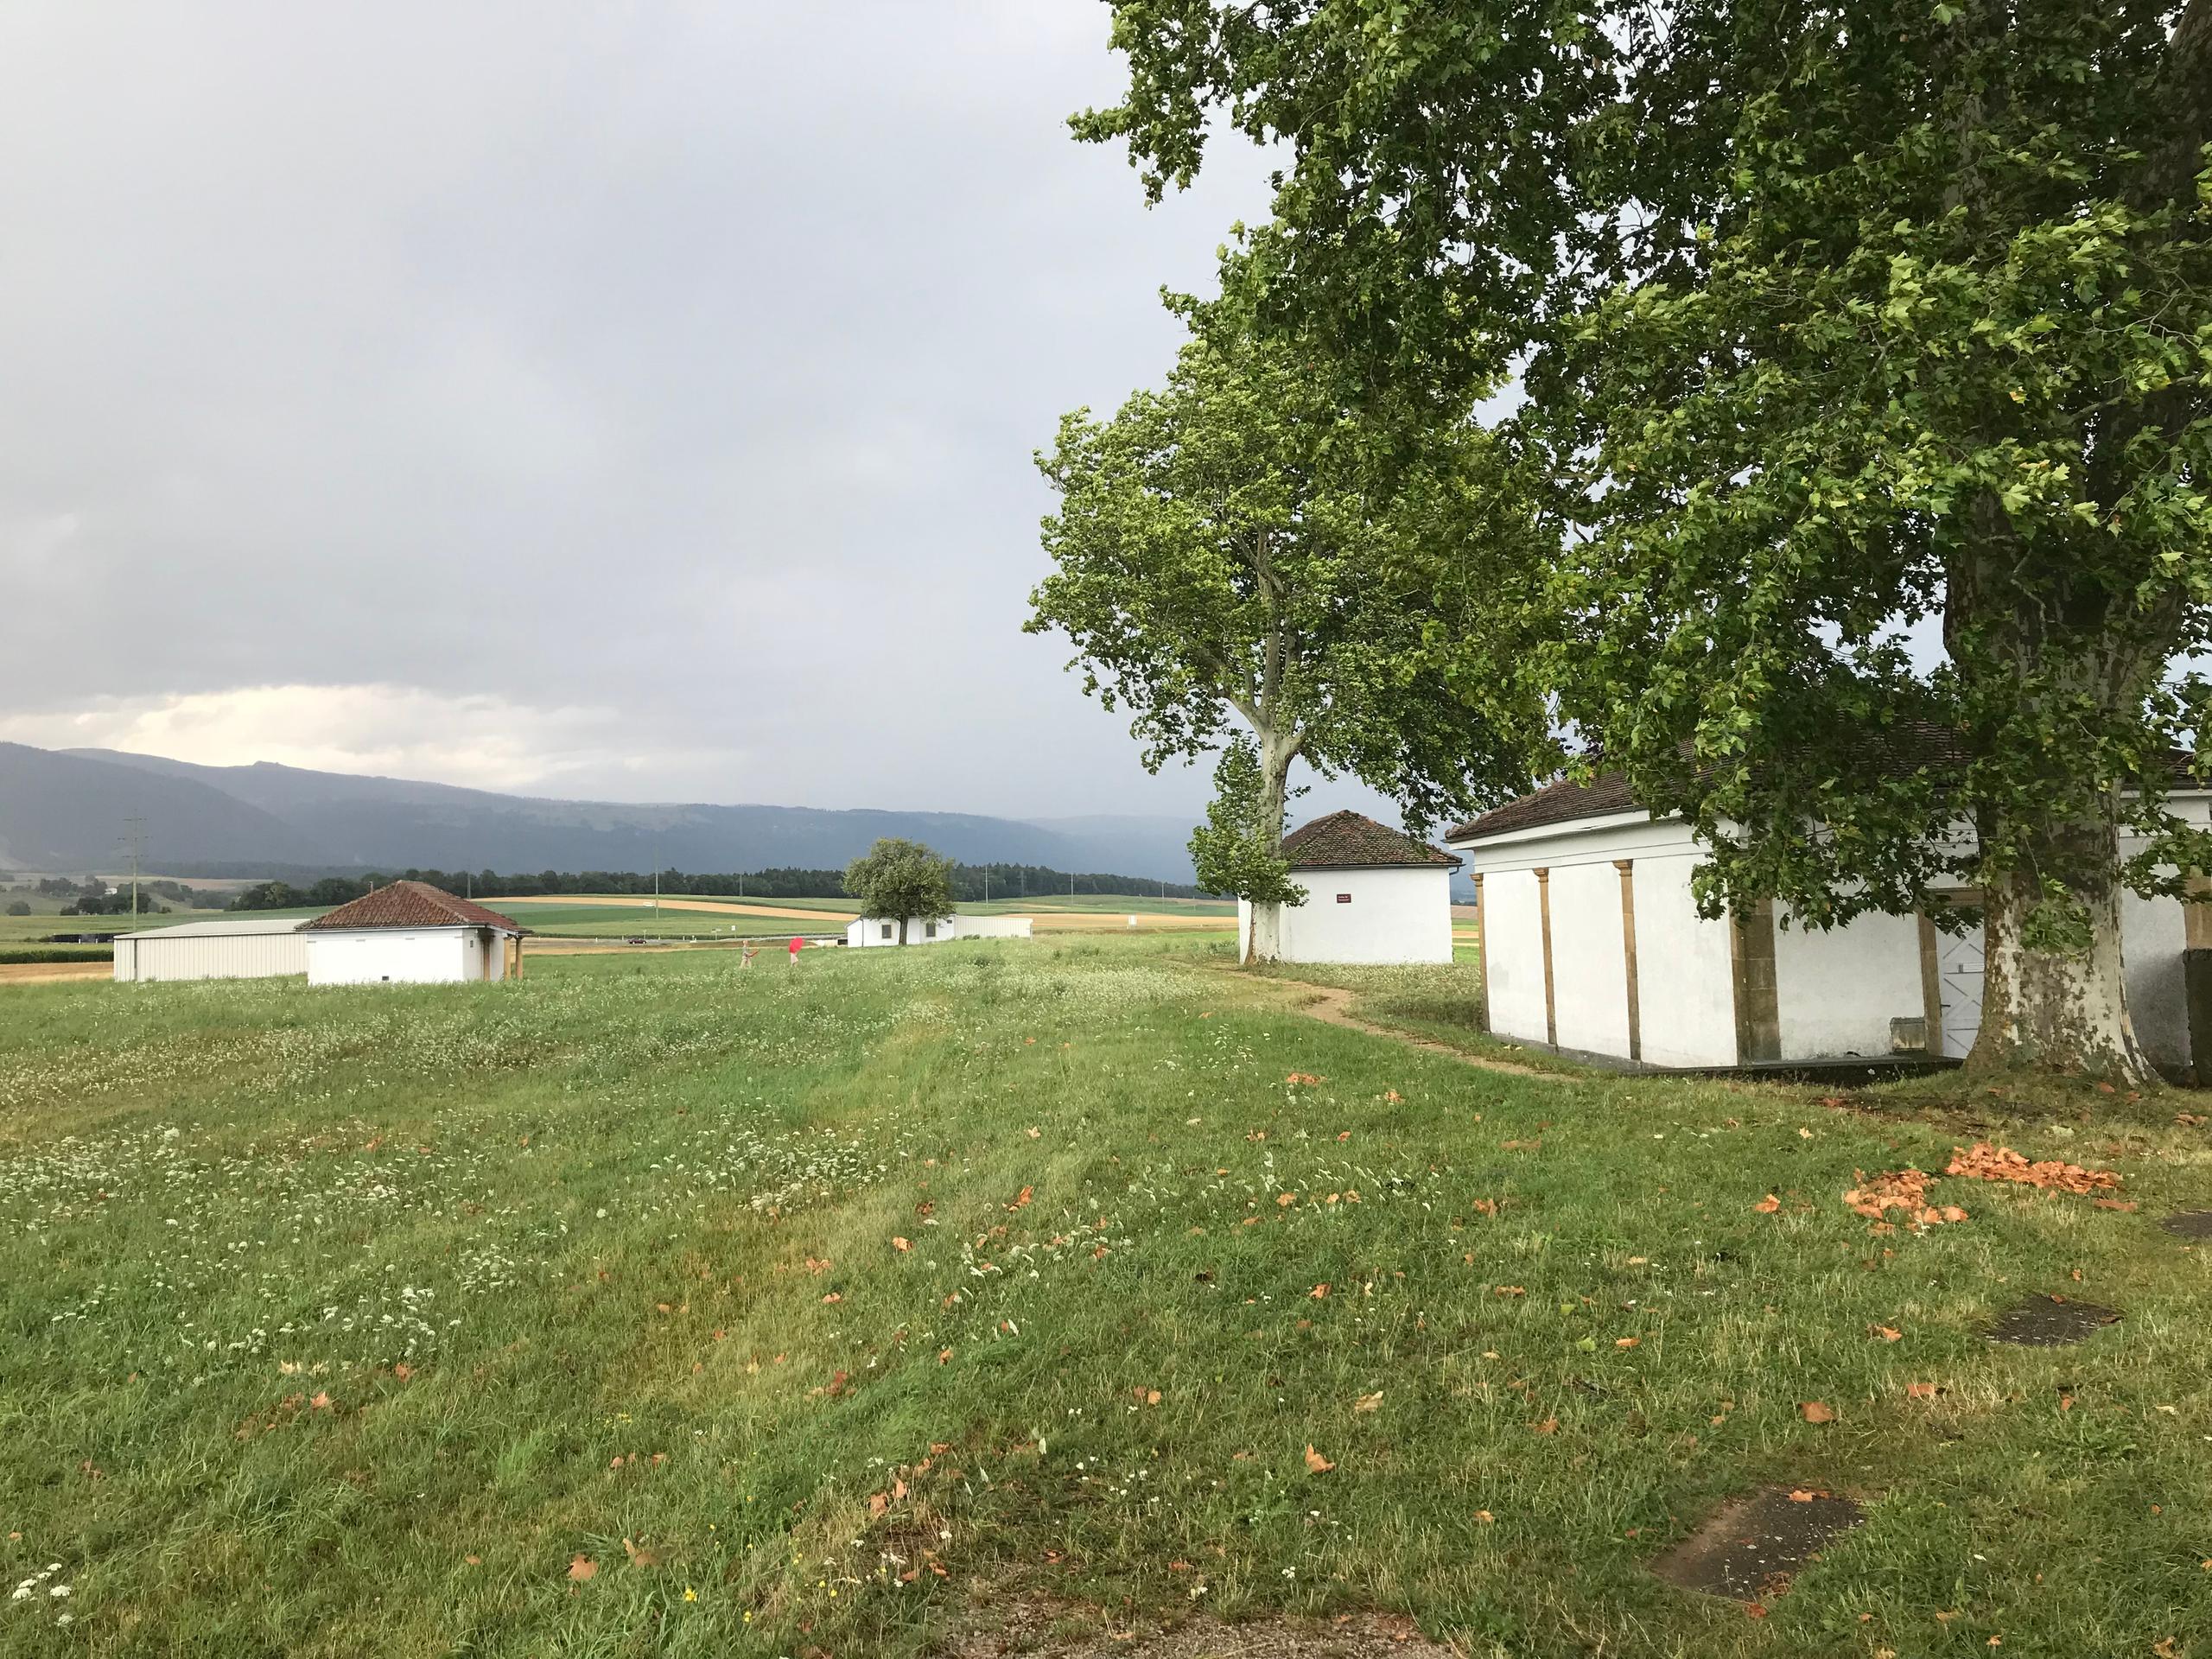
{"left": 1800, "top": 1401, "right": 1836, "bottom": 1424}
{"left": 568, "top": 1555, "right": 597, "bottom": 1582}
{"left": 1303, "top": 1444, "right": 1335, "bottom": 1473}
{"left": 1753, "top": 1193, "right": 1782, "bottom": 1214}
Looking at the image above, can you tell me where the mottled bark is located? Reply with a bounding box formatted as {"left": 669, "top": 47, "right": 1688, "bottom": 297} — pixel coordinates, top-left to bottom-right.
{"left": 1969, "top": 801, "right": 2152, "bottom": 1080}
{"left": 1242, "top": 725, "right": 1299, "bottom": 964}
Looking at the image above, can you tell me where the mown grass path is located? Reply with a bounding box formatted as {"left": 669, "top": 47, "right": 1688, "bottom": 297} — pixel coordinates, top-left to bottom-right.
{"left": 0, "top": 938, "right": 2207, "bottom": 1656}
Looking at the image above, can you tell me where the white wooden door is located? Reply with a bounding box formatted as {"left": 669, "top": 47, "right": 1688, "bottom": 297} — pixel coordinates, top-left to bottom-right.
{"left": 1936, "top": 925, "right": 1985, "bottom": 1058}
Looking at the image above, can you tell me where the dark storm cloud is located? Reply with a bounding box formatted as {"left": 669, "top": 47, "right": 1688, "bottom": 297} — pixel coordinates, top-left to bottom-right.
{"left": 0, "top": 1, "right": 1408, "bottom": 822}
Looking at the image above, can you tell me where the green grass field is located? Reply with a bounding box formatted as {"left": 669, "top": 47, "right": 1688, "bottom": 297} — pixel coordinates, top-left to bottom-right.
{"left": 487, "top": 893, "right": 1237, "bottom": 940}
{"left": 0, "top": 908, "right": 228, "bottom": 945}
{"left": 2, "top": 938, "right": 2207, "bottom": 1656}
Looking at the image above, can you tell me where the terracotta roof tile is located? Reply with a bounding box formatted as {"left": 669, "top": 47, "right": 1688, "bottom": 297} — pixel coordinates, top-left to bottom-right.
{"left": 1449, "top": 737, "right": 2209, "bottom": 844}
{"left": 296, "top": 880, "right": 524, "bottom": 933}
{"left": 1447, "top": 772, "right": 1643, "bottom": 842}
{"left": 1279, "top": 810, "right": 1460, "bottom": 870}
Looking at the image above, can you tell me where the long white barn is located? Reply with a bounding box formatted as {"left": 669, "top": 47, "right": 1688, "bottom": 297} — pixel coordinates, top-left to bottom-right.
{"left": 112, "top": 916, "right": 312, "bottom": 982}
{"left": 844, "top": 914, "right": 1033, "bottom": 947}
{"left": 1450, "top": 772, "right": 2212, "bottom": 1076}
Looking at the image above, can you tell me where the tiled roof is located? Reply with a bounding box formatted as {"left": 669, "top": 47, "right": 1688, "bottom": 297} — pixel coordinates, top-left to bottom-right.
{"left": 296, "top": 880, "right": 524, "bottom": 933}
{"left": 1279, "top": 810, "right": 1460, "bottom": 870}
{"left": 1449, "top": 738, "right": 2210, "bottom": 844}
{"left": 1447, "top": 772, "right": 1643, "bottom": 843}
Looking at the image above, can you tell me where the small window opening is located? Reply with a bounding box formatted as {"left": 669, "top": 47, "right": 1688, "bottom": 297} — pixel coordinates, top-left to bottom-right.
{"left": 1336, "top": 893, "right": 1352, "bottom": 904}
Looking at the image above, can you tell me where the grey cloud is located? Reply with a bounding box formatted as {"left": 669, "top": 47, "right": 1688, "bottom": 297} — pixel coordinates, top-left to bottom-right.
{"left": 0, "top": 1, "right": 1402, "bottom": 824}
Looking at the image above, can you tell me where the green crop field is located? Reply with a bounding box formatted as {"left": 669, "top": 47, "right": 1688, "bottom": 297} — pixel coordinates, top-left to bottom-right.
{"left": 1, "top": 938, "right": 2206, "bottom": 1656}
{"left": 0, "top": 908, "right": 234, "bottom": 945}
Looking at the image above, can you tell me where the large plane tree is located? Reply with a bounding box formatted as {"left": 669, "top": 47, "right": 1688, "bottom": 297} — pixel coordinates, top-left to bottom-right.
{"left": 1028, "top": 288, "right": 1549, "bottom": 962}
{"left": 1084, "top": 0, "right": 2212, "bottom": 1076}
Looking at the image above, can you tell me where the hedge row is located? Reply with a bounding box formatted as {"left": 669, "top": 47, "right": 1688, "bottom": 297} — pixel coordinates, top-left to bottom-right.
{"left": 0, "top": 946, "right": 114, "bottom": 964}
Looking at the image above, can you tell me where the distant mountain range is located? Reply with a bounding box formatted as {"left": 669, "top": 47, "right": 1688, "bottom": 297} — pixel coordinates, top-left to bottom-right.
{"left": 0, "top": 743, "right": 1204, "bottom": 884}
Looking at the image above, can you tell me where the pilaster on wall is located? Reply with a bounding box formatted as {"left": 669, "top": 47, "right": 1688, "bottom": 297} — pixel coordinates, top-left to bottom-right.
{"left": 2188, "top": 873, "right": 2212, "bottom": 950}
{"left": 1615, "top": 860, "right": 1642, "bottom": 1063}
{"left": 1472, "top": 874, "right": 1491, "bottom": 1033}
{"left": 1729, "top": 896, "right": 1782, "bottom": 1065}
{"left": 1535, "top": 868, "right": 1557, "bottom": 1049}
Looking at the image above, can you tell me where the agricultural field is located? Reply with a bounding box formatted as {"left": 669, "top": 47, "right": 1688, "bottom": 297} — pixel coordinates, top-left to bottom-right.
{"left": 0, "top": 910, "right": 231, "bottom": 947}
{"left": 1, "top": 938, "right": 2208, "bottom": 1656}
{"left": 488, "top": 893, "right": 1237, "bottom": 941}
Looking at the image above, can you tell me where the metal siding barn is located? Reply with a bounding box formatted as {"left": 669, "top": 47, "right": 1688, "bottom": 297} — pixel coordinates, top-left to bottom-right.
{"left": 112, "top": 917, "right": 311, "bottom": 982}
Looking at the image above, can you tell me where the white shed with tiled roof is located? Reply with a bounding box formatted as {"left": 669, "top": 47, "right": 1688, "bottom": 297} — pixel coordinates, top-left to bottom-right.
{"left": 1237, "top": 810, "right": 1459, "bottom": 965}
{"left": 300, "top": 881, "right": 526, "bottom": 987}
{"left": 1449, "top": 770, "right": 2212, "bottom": 1077}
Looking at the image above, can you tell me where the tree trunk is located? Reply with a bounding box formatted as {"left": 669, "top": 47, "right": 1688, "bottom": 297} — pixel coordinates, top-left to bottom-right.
{"left": 1969, "top": 798, "right": 2152, "bottom": 1081}
{"left": 1241, "top": 727, "right": 1299, "bottom": 965}
{"left": 898, "top": 915, "right": 908, "bottom": 945}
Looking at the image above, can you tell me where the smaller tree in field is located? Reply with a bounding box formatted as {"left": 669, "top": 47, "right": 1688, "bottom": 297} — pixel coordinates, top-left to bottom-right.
{"left": 1029, "top": 277, "right": 1549, "bottom": 963}
{"left": 842, "top": 838, "right": 957, "bottom": 944}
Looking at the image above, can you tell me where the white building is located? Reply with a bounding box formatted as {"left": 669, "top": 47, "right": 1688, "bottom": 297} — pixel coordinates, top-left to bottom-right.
{"left": 1450, "top": 771, "right": 2212, "bottom": 1074}
{"left": 302, "top": 881, "right": 525, "bottom": 986}
{"left": 1236, "top": 810, "right": 1459, "bottom": 964}
{"left": 844, "top": 914, "right": 1034, "bottom": 947}
{"left": 112, "top": 916, "right": 312, "bottom": 982}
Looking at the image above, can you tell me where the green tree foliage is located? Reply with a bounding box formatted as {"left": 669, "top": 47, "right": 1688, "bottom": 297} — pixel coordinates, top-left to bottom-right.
{"left": 1187, "top": 736, "right": 1307, "bottom": 935}
{"left": 1028, "top": 283, "right": 1548, "bottom": 959}
{"left": 841, "top": 839, "right": 958, "bottom": 944}
{"left": 1084, "top": 0, "right": 2212, "bottom": 1077}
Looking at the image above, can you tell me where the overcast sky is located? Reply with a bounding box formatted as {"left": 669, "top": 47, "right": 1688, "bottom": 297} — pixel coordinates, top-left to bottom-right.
{"left": 0, "top": 1, "right": 1415, "bottom": 828}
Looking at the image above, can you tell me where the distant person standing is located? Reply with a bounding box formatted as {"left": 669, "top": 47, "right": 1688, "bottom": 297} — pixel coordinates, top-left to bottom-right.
{"left": 741, "top": 942, "right": 759, "bottom": 969}
{"left": 787, "top": 935, "right": 802, "bottom": 966}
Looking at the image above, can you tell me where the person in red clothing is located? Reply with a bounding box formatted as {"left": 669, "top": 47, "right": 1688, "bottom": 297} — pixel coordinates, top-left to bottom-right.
{"left": 787, "top": 935, "right": 802, "bottom": 964}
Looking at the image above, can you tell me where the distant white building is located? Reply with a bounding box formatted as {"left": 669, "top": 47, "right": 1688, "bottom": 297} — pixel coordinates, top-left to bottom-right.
{"left": 302, "top": 881, "right": 525, "bottom": 985}
{"left": 1236, "top": 810, "right": 1459, "bottom": 964}
{"left": 844, "top": 914, "right": 1033, "bottom": 948}
{"left": 113, "top": 916, "right": 311, "bottom": 983}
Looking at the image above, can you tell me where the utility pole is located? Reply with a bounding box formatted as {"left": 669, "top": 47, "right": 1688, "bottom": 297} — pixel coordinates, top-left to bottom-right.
{"left": 120, "top": 817, "right": 146, "bottom": 921}
{"left": 983, "top": 864, "right": 990, "bottom": 903}
{"left": 654, "top": 841, "right": 661, "bottom": 923}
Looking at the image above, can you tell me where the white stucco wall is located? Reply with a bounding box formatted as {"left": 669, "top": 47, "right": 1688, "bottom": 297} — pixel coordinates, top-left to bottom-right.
{"left": 1478, "top": 869, "right": 1550, "bottom": 1044}
{"left": 1771, "top": 906, "right": 1924, "bottom": 1061}
{"left": 1459, "top": 791, "right": 2212, "bottom": 1071}
{"left": 1546, "top": 861, "right": 1630, "bottom": 1056}
{"left": 2121, "top": 888, "right": 2190, "bottom": 1068}
{"left": 1236, "top": 867, "right": 1453, "bottom": 964}
{"left": 308, "top": 930, "right": 474, "bottom": 985}
{"left": 1623, "top": 855, "right": 1740, "bottom": 1068}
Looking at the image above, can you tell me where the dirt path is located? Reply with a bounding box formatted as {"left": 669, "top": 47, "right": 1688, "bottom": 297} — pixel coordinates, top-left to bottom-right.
{"left": 0, "top": 962, "right": 111, "bottom": 987}
{"left": 1233, "top": 975, "right": 1573, "bottom": 1083}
